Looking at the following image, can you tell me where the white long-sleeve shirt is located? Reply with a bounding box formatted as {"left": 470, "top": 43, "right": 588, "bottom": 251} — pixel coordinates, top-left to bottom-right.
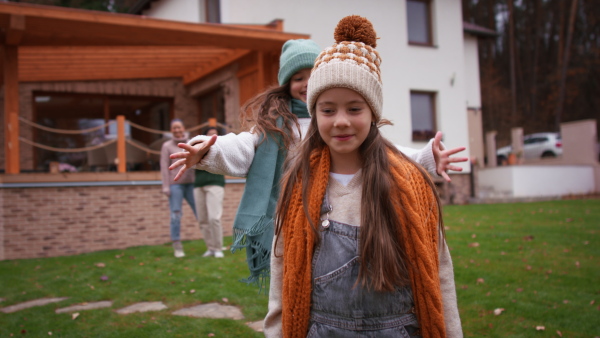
{"left": 189, "top": 118, "right": 440, "bottom": 178}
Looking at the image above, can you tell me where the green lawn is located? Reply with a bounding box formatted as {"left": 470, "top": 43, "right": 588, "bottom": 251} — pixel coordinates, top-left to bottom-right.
{"left": 0, "top": 199, "right": 598, "bottom": 337}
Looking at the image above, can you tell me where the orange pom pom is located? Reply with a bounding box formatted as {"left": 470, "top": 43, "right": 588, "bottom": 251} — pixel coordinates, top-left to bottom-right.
{"left": 333, "top": 15, "right": 377, "bottom": 47}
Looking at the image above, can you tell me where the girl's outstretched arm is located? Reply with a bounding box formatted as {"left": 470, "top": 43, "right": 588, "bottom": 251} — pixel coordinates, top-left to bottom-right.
{"left": 169, "top": 134, "right": 217, "bottom": 181}
{"left": 186, "top": 131, "right": 259, "bottom": 178}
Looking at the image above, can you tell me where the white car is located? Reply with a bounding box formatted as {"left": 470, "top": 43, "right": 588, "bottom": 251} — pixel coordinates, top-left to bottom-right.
{"left": 497, "top": 132, "right": 562, "bottom": 164}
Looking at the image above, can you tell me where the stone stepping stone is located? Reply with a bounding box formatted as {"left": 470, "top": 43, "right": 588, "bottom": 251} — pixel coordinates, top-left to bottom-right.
{"left": 115, "top": 301, "right": 167, "bottom": 314}
{"left": 0, "top": 297, "right": 69, "bottom": 314}
{"left": 247, "top": 320, "right": 264, "bottom": 332}
{"left": 172, "top": 302, "right": 244, "bottom": 320}
{"left": 55, "top": 301, "right": 113, "bottom": 314}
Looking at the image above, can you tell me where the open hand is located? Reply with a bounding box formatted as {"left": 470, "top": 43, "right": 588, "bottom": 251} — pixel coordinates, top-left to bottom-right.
{"left": 432, "top": 131, "right": 468, "bottom": 182}
{"left": 169, "top": 135, "right": 217, "bottom": 181}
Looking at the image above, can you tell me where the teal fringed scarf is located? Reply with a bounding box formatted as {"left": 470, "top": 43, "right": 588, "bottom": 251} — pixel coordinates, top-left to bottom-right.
{"left": 231, "top": 99, "right": 310, "bottom": 290}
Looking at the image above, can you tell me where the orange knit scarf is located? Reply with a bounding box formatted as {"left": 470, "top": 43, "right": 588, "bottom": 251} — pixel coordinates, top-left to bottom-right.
{"left": 281, "top": 146, "right": 446, "bottom": 338}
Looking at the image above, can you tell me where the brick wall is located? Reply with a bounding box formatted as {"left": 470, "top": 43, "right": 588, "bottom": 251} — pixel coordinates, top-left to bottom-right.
{"left": 0, "top": 182, "right": 244, "bottom": 260}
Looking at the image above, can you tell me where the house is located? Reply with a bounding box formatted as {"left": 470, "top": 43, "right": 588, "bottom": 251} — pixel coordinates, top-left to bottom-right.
{"left": 0, "top": 0, "right": 493, "bottom": 260}
{"left": 131, "top": 0, "right": 494, "bottom": 203}
{"left": 0, "top": 2, "right": 306, "bottom": 260}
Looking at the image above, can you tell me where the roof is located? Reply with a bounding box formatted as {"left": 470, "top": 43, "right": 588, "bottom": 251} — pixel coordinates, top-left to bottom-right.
{"left": 0, "top": 2, "right": 309, "bottom": 84}
{"left": 463, "top": 22, "right": 498, "bottom": 38}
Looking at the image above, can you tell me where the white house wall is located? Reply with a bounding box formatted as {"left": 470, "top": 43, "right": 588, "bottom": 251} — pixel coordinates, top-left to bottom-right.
{"left": 142, "top": 0, "right": 203, "bottom": 23}
{"left": 463, "top": 35, "right": 482, "bottom": 109}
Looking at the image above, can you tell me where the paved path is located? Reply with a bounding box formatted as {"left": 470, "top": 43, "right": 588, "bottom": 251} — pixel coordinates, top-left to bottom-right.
{"left": 0, "top": 297, "right": 264, "bottom": 332}
{"left": 0, "top": 297, "right": 69, "bottom": 314}
{"left": 56, "top": 301, "right": 113, "bottom": 314}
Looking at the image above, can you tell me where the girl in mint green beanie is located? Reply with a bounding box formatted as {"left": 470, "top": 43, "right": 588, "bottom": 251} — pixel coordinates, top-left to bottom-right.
{"left": 169, "top": 38, "right": 467, "bottom": 289}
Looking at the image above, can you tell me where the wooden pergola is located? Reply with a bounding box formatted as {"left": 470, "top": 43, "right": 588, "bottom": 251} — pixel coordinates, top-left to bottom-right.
{"left": 0, "top": 2, "right": 308, "bottom": 174}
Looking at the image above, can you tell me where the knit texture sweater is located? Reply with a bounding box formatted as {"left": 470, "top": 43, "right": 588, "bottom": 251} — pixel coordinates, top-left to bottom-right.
{"left": 280, "top": 146, "right": 447, "bottom": 338}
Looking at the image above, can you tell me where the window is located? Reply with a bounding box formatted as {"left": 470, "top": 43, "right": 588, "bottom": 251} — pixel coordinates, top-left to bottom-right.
{"left": 410, "top": 91, "right": 436, "bottom": 141}
{"left": 407, "top": 0, "right": 433, "bottom": 46}
{"left": 205, "top": 0, "right": 220, "bottom": 23}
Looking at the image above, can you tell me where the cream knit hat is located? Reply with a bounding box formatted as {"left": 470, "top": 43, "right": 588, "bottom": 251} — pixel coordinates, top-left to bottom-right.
{"left": 307, "top": 15, "right": 382, "bottom": 120}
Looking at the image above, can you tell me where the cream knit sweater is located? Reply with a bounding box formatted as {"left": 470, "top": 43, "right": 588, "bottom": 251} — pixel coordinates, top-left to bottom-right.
{"left": 264, "top": 172, "right": 463, "bottom": 337}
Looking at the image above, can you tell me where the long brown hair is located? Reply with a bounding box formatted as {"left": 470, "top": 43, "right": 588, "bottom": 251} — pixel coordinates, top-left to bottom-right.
{"left": 239, "top": 82, "right": 301, "bottom": 148}
{"left": 275, "top": 116, "right": 444, "bottom": 292}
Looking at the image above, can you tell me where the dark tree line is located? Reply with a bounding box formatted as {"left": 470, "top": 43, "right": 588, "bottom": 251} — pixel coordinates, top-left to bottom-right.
{"left": 462, "top": 0, "right": 600, "bottom": 146}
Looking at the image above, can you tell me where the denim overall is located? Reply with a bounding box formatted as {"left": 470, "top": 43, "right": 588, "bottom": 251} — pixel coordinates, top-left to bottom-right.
{"left": 307, "top": 195, "right": 421, "bottom": 337}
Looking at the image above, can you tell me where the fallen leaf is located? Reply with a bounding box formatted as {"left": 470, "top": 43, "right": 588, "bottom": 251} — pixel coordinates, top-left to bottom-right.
{"left": 182, "top": 291, "right": 186, "bottom": 294}
{"left": 471, "top": 234, "right": 477, "bottom": 238}
{"left": 526, "top": 265, "right": 532, "bottom": 270}
{"left": 575, "top": 261, "right": 580, "bottom": 268}
{"left": 516, "top": 288, "right": 524, "bottom": 292}
{"left": 501, "top": 252, "right": 506, "bottom": 255}
{"left": 468, "top": 242, "right": 480, "bottom": 247}
{"left": 222, "top": 298, "right": 229, "bottom": 303}
{"left": 48, "top": 332, "right": 52, "bottom": 336}
{"left": 565, "top": 218, "right": 573, "bottom": 222}
{"left": 493, "top": 308, "right": 505, "bottom": 315}
{"left": 476, "top": 278, "right": 485, "bottom": 284}
{"left": 556, "top": 330, "right": 563, "bottom": 337}
{"left": 523, "top": 235, "right": 534, "bottom": 241}
{"left": 583, "top": 241, "right": 589, "bottom": 245}
{"left": 208, "top": 334, "right": 215, "bottom": 337}
{"left": 89, "top": 285, "right": 95, "bottom": 290}
{"left": 486, "top": 292, "right": 491, "bottom": 296}
{"left": 504, "top": 239, "right": 510, "bottom": 242}
{"left": 72, "top": 313, "right": 79, "bottom": 320}
{"left": 100, "top": 275, "right": 109, "bottom": 281}
{"left": 139, "top": 263, "right": 144, "bottom": 266}
{"left": 190, "top": 289, "right": 196, "bottom": 294}
{"left": 591, "top": 300, "right": 595, "bottom": 305}
{"left": 536, "top": 326, "right": 545, "bottom": 331}
{"left": 95, "top": 263, "right": 105, "bottom": 268}
{"left": 563, "top": 300, "right": 569, "bottom": 304}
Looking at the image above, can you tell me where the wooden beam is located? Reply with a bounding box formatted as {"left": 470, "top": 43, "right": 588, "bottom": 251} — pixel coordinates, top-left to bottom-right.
{"left": 256, "top": 51, "right": 265, "bottom": 91}
{"left": 0, "top": 3, "right": 309, "bottom": 50}
{"left": 5, "top": 14, "right": 25, "bottom": 45}
{"left": 116, "top": 115, "right": 126, "bottom": 173}
{"left": 3, "top": 44, "right": 20, "bottom": 174}
{"left": 183, "top": 49, "right": 251, "bottom": 85}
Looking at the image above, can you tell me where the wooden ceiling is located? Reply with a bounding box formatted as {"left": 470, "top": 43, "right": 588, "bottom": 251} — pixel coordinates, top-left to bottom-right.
{"left": 0, "top": 2, "right": 309, "bottom": 84}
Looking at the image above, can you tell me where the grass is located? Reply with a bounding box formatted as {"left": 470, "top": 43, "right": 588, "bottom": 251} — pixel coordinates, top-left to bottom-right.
{"left": 0, "top": 199, "right": 598, "bottom": 337}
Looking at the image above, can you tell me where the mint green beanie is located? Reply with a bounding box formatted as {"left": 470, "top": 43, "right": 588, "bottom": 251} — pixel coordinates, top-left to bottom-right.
{"left": 278, "top": 39, "right": 321, "bottom": 86}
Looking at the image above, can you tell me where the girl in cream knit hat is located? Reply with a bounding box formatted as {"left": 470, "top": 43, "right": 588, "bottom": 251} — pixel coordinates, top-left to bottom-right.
{"left": 266, "top": 16, "right": 463, "bottom": 337}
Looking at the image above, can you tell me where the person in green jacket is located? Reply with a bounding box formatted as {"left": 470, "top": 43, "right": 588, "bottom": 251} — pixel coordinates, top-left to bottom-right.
{"left": 193, "top": 127, "right": 226, "bottom": 258}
